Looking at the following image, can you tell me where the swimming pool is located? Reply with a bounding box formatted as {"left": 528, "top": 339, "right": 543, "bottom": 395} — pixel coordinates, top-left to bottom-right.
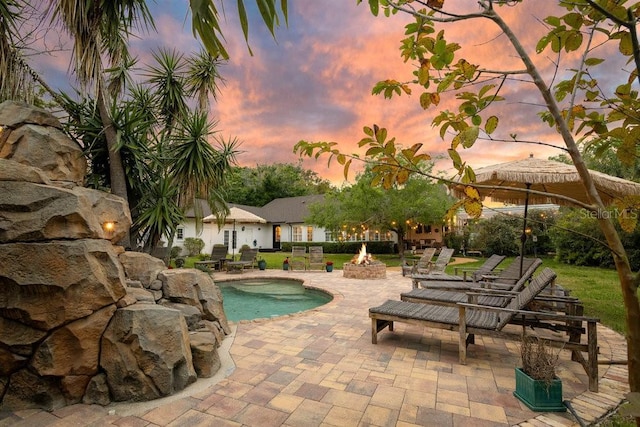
{"left": 218, "top": 278, "right": 333, "bottom": 322}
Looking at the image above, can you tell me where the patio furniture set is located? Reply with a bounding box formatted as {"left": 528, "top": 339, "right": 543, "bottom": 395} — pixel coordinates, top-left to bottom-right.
{"left": 194, "top": 246, "right": 258, "bottom": 273}
{"left": 370, "top": 255, "right": 601, "bottom": 392}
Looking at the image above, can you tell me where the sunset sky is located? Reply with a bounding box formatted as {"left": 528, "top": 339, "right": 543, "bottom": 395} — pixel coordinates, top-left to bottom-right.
{"left": 34, "top": 1, "right": 588, "bottom": 185}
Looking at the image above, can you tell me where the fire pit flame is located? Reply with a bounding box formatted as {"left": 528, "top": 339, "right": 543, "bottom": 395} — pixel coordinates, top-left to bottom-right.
{"left": 352, "top": 243, "right": 372, "bottom": 265}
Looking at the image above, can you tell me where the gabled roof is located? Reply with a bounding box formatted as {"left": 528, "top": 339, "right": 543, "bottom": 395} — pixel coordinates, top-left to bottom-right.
{"left": 185, "top": 195, "right": 326, "bottom": 224}
{"left": 259, "top": 194, "right": 325, "bottom": 223}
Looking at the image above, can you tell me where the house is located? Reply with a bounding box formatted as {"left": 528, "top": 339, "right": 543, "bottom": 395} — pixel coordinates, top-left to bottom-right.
{"left": 174, "top": 195, "right": 447, "bottom": 255}
{"left": 175, "top": 195, "right": 334, "bottom": 255}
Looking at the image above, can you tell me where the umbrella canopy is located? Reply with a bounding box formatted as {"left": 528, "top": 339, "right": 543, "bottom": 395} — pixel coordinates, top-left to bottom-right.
{"left": 204, "top": 207, "right": 266, "bottom": 258}
{"left": 453, "top": 155, "right": 640, "bottom": 274}
{"left": 454, "top": 155, "right": 640, "bottom": 206}
{"left": 203, "top": 207, "right": 266, "bottom": 224}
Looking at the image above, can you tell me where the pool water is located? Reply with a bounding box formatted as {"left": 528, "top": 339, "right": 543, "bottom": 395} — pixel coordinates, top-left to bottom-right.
{"left": 218, "top": 278, "right": 333, "bottom": 322}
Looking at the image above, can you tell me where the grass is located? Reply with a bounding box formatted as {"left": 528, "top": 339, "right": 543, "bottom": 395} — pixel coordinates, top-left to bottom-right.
{"left": 179, "top": 252, "right": 625, "bottom": 334}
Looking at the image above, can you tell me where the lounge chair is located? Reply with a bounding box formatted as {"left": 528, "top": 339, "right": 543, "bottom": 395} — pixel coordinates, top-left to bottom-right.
{"left": 401, "top": 248, "right": 436, "bottom": 276}
{"left": 412, "top": 256, "right": 540, "bottom": 290}
{"left": 401, "top": 258, "right": 543, "bottom": 307}
{"left": 194, "top": 245, "right": 230, "bottom": 271}
{"left": 290, "top": 246, "right": 307, "bottom": 271}
{"left": 308, "top": 246, "right": 325, "bottom": 271}
{"left": 369, "top": 267, "right": 600, "bottom": 391}
{"left": 413, "top": 254, "right": 506, "bottom": 282}
{"left": 413, "top": 247, "right": 454, "bottom": 276}
{"left": 226, "top": 248, "right": 258, "bottom": 272}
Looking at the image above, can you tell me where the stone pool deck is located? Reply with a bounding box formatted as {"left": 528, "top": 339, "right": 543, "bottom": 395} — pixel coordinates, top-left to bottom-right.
{"left": 0, "top": 266, "right": 630, "bottom": 426}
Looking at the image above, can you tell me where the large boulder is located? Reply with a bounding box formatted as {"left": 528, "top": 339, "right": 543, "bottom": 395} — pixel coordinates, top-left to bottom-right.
{"left": 159, "top": 269, "right": 203, "bottom": 309}
{"left": 100, "top": 305, "right": 196, "bottom": 402}
{"left": 0, "top": 368, "right": 66, "bottom": 411}
{"left": 0, "top": 158, "right": 51, "bottom": 184}
{"left": 0, "top": 239, "right": 126, "bottom": 330}
{"left": 0, "top": 101, "right": 85, "bottom": 185}
{"left": 0, "top": 181, "right": 131, "bottom": 243}
{"left": 189, "top": 331, "right": 221, "bottom": 378}
{"left": 31, "top": 305, "right": 117, "bottom": 377}
{"left": 119, "top": 251, "right": 166, "bottom": 288}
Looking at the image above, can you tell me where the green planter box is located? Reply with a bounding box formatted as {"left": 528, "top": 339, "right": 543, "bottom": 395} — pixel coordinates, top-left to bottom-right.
{"left": 513, "top": 368, "right": 565, "bottom": 412}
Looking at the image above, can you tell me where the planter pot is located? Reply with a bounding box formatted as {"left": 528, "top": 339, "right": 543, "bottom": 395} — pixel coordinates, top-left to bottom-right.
{"left": 326, "top": 265, "right": 333, "bottom": 272}
{"left": 283, "top": 263, "right": 289, "bottom": 271}
{"left": 513, "top": 368, "right": 565, "bottom": 412}
{"left": 258, "top": 260, "right": 267, "bottom": 270}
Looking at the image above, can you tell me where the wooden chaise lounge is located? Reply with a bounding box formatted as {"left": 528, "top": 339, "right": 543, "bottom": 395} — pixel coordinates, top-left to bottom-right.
{"left": 369, "top": 268, "right": 600, "bottom": 392}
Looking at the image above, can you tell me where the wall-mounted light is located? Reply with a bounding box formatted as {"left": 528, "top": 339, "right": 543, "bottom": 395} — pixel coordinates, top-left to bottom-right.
{"left": 241, "top": 226, "right": 245, "bottom": 231}
{"left": 103, "top": 221, "right": 116, "bottom": 237}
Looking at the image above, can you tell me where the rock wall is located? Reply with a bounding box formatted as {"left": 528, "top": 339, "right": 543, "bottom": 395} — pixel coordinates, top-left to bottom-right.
{"left": 0, "top": 101, "right": 229, "bottom": 410}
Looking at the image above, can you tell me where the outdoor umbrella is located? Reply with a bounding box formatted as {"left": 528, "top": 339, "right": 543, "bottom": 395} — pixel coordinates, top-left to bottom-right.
{"left": 453, "top": 154, "right": 640, "bottom": 274}
{"left": 204, "top": 207, "right": 266, "bottom": 258}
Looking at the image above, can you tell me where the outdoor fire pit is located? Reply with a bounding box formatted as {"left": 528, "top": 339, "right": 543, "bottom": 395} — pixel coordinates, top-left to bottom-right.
{"left": 343, "top": 243, "right": 387, "bottom": 279}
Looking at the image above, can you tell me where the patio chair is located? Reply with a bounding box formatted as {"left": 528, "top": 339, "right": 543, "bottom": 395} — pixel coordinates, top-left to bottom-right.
{"left": 415, "top": 247, "right": 454, "bottom": 275}
{"left": 401, "top": 248, "right": 436, "bottom": 276}
{"left": 226, "top": 248, "right": 258, "bottom": 272}
{"left": 194, "top": 245, "right": 230, "bottom": 271}
{"left": 413, "top": 254, "right": 506, "bottom": 282}
{"left": 369, "top": 268, "right": 600, "bottom": 392}
{"left": 412, "top": 256, "right": 540, "bottom": 290}
{"left": 308, "top": 246, "right": 325, "bottom": 271}
{"left": 290, "top": 246, "right": 307, "bottom": 271}
{"left": 401, "top": 257, "right": 543, "bottom": 307}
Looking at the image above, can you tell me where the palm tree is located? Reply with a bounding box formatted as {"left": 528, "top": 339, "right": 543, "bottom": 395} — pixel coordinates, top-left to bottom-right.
{"left": 46, "top": 0, "right": 155, "bottom": 247}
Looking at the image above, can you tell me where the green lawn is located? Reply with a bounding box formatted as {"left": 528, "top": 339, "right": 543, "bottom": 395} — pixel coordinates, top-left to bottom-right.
{"left": 179, "top": 252, "right": 625, "bottom": 334}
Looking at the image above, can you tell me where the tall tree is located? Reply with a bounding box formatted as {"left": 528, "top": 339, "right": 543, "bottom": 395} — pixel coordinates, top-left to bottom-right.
{"left": 223, "top": 162, "right": 332, "bottom": 206}
{"left": 296, "top": 0, "right": 640, "bottom": 412}
{"left": 307, "top": 166, "right": 453, "bottom": 256}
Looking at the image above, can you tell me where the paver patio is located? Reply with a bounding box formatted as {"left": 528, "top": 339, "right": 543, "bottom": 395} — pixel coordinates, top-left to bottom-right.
{"left": 0, "top": 266, "right": 629, "bottom": 426}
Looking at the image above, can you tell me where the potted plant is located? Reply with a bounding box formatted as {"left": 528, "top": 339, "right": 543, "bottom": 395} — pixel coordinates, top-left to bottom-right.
{"left": 513, "top": 335, "right": 565, "bottom": 412}
{"left": 257, "top": 257, "right": 267, "bottom": 270}
{"left": 326, "top": 261, "right": 334, "bottom": 272}
{"left": 283, "top": 257, "right": 289, "bottom": 270}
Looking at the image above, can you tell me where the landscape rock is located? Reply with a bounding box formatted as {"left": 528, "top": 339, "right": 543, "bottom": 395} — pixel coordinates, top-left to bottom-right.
{"left": 0, "top": 239, "right": 126, "bottom": 330}
{"left": 0, "top": 101, "right": 62, "bottom": 129}
{"left": 0, "top": 182, "right": 130, "bottom": 243}
{"left": 160, "top": 301, "right": 203, "bottom": 330}
{"left": 0, "top": 158, "right": 51, "bottom": 184}
{"left": 0, "top": 368, "right": 66, "bottom": 411}
{"left": 119, "top": 252, "right": 166, "bottom": 288}
{"left": 100, "top": 305, "right": 196, "bottom": 402}
{"left": 189, "top": 332, "right": 221, "bottom": 378}
{"left": 82, "top": 373, "right": 111, "bottom": 406}
{"left": 159, "top": 269, "right": 203, "bottom": 310}
{"left": 60, "top": 375, "right": 91, "bottom": 404}
{"left": 31, "top": 305, "right": 116, "bottom": 376}
{"left": 126, "top": 287, "right": 156, "bottom": 303}
{"left": 0, "top": 123, "right": 86, "bottom": 185}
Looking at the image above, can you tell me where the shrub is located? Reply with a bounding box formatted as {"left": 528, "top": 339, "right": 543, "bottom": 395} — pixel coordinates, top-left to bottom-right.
{"left": 470, "top": 215, "right": 520, "bottom": 256}
{"left": 550, "top": 208, "right": 640, "bottom": 270}
{"left": 170, "top": 246, "right": 182, "bottom": 259}
{"left": 183, "top": 238, "right": 205, "bottom": 256}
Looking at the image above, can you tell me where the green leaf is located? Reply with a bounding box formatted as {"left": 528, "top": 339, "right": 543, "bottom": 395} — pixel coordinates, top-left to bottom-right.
{"left": 585, "top": 57, "right": 605, "bottom": 66}
{"left": 619, "top": 32, "right": 634, "bottom": 55}
{"left": 485, "top": 116, "right": 498, "bottom": 134}
{"left": 368, "top": 0, "right": 379, "bottom": 16}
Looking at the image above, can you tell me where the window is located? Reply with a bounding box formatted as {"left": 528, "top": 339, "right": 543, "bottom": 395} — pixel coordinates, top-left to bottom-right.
{"left": 325, "top": 230, "right": 333, "bottom": 242}
{"left": 224, "top": 230, "right": 229, "bottom": 247}
{"left": 176, "top": 227, "right": 184, "bottom": 240}
{"left": 292, "top": 226, "right": 303, "bottom": 242}
{"left": 306, "top": 226, "right": 313, "bottom": 242}
{"left": 372, "top": 231, "right": 381, "bottom": 241}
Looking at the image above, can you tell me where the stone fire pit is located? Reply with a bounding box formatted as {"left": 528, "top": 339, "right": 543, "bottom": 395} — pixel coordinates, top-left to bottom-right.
{"left": 343, "top": 261, "right": 387, "bottom": 279}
